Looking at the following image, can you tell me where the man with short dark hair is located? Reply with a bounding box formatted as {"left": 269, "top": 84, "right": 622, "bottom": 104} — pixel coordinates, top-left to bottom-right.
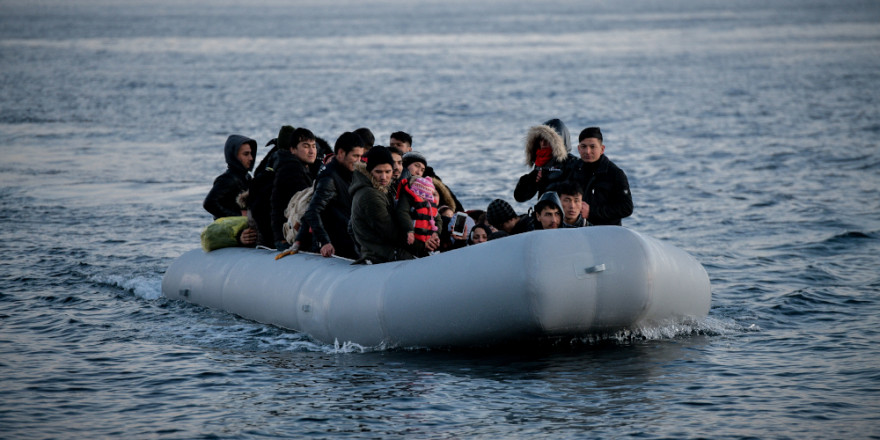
{"left": 388, "top": 146, "right": 404, "bottom": 181}
{"left": 389, "top": 131, "right": 412, "bottom": 153}
{"left": 567, "top": 127, "right": 633, "bottom": 226}
{"left": 532, "top": 191, "right": 563, "bottom": 230}
{"left": 552, "top": 181, "right": 590, "bottom": 227}
{"left": 271, "top": 127, "right": 318, "bottom": 250}
{"left": 294, "top": 132, "right": 365, "bottom": 258}
{"left": 354, "top": 127, "right": 375, "bottom": 150}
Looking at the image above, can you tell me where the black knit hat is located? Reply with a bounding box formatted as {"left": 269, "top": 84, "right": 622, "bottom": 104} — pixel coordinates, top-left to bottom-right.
{"left": 364, "top": 146, "right": 394, "bottom": 172}
{"left": 402, "top": 151, "right": 427, "bottom": 169}
{"left": 578, "top": 127, "right": 603, "bottom": 142}
{"left": 486, "top": 199, "right": 517, "bottom": 229}
{"left": 277, "top": 125, "right": 295, "bottom": 150}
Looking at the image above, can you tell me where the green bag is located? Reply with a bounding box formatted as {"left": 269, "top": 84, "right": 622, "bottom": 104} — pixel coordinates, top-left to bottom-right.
{"left": 200, "top": 216, "right": 249, "bottom": 252}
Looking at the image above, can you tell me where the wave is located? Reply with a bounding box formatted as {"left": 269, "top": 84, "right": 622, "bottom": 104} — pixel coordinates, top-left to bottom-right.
{"left": 90, "top": 274, "right": 162, "bottom": 300}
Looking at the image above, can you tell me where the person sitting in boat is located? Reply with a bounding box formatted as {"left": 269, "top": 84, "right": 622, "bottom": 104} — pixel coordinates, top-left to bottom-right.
{"left": 203, "top": 134, "right": 257, "bottom": 246}
{"left": 292, "top": 131, "right": 365, "bottom": 259}
{"left": 565, "top": 127, "right": 633, "bottom": 226}
{"left": 514, "top": 118, "right": 578, "bottom": 203}
{"left": 270, "top": 127, "right": 318, "bottom": 251}
{"left": 393, "top": 176, "right": 442, "bottom": 257}
{"left": 249, "top": 126, "right": 331, "bottom": 248}
{"left": 354, "top": 127, "right": 375, "bottom": 151}
{"left": 532, "top": 191, "right": 563, "bottom": 230}
{"left": 551, "top": 181, "right": 590, "bottom": 228}
{"left": 485, "top": 198, "right": 534, "bottom": 240}
{"left": 350, "top": 147, "right": 439, "bottom": 264}
{"left": 389, "top": 131, "right": 412, "bottom": 153}
{"left": 388, "top": 146, "right": 405, "bottom": 181}
{"left": 468, "top": 223, "right": 491, "bottom": 245}
{"left": 401, "top": 151, "right": 462, "bottom": 213}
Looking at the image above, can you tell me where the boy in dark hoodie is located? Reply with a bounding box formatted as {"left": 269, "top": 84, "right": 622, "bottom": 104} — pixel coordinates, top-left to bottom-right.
{"left": 203, "top": 134, "right": 257, "bottom": 245}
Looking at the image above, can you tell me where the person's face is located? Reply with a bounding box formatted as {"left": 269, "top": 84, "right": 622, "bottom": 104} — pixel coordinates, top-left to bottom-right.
{"left": 407, "top": 161, "right": 425, "bottom": 177}
{"left": 501, "top": 217, "right": 518, "bottom": 233}
{"left": 338, "top": 147, "right": 365, "bottom": 171}
{"left": 370, "top": 164, "right": 393, "bottom": 187}
{"left": 577, "top": 137, "right": 605, "bottom": 163}
{"left": 237, "top": 144, "right": 254, "bottom": 170}
{"left": 538, "top": 207, "right": 561, "bottom": 229}
{"left": 471, "top": 228, "right": 488, "bottom": 244}
{"left": 538, "top": 139, "right": 552, "bottom": 150}
{"left": 293, "top": 139, "right": 317, "bottom": 164}
{"left": 439, "top": 207, "right": 454, "bottom": 219}
{"left": 390, "top": 153, "right": 403, "bottom": 179}
{"left": 559, "top": 193, "right": 583, "bottom": 224}
{"left": 390, "top": 138, "right": 411, "bottom": 153}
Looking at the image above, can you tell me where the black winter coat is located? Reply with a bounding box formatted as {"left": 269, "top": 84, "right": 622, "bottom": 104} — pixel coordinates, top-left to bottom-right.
{"left": 296, "top": 158, "right": 358, "bottom": 259}
{"left": 270, "top": 149, "right": 315, "bottom": 245}
{"left": 203, "top": 134, "right": 256, "bottom": 219}
{"left": 566, "top": 155, "right": 633, "bottom": 226}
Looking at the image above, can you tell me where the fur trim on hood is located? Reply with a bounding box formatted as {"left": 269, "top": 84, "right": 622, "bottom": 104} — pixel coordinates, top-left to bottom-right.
{"left": 353, "top": 162, "right": 390, "bottom": 194}
{"left": 524, "top": 125, "right": 568, "bottom": 166}
{"left": 431, "top": 177, "right": 456, "bottom": 211}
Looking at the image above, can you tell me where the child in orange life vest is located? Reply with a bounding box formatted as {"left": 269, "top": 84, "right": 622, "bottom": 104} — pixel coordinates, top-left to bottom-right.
{"left": 393, "top": 176, "right": 441, "bottom": 253}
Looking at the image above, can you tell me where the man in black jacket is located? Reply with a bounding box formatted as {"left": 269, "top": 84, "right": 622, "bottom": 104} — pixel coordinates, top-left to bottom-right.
{"left": 567, "top": 127, "right": 633, "bottom": 226}
{"left": 271, "top": 127, "right": 318, "bottom": 250}
{"left": 294, "top": 132, "right": 365, "bottom": 259}
{"left": 203, "top": 134, "right": 258, "bottom": 246}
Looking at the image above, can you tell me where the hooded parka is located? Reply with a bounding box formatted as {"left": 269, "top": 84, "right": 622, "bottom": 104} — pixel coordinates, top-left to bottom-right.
{"left": 513, "top": 119, "right": 579, "bottom": 203}
{"left": 203, "top": 134, "right": 257, "bottom": 219}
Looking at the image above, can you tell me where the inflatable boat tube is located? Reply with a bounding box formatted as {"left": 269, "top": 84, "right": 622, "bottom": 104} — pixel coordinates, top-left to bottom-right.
{"left": 162, "top": 226, "right": 711, "bottom": 347}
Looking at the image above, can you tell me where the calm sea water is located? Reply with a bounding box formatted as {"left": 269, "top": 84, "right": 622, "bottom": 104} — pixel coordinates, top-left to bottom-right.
{"left": 2, "top": 0, "right": 879, "bottom": 438}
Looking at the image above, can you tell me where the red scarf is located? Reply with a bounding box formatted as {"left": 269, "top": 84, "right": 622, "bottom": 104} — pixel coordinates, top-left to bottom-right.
{"left": 534, "top": 148, "right": 554, "bottom": 167}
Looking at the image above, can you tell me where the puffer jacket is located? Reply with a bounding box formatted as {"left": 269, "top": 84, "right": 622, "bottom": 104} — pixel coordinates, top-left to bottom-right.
{"left": 203, "top": 134, "right": 257, "bottom": 219}
{"left": 514, "top": 120, "right": 578, "bottom": 203}
{"left": 349, "top": 164, "right": 413, "bottom": 264}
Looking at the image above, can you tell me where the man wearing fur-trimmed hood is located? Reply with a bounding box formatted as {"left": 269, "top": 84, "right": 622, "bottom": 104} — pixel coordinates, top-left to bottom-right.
{"left": 513, "top": 118, "right": 578, "bottom": 203}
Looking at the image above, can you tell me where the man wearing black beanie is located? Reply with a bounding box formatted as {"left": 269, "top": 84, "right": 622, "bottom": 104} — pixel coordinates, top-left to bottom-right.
{"left": 349, "top": 146, "right": 425, "bottom": 264}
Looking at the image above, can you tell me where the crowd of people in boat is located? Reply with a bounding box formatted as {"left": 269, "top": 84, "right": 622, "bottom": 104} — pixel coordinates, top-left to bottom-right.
{"left": 202, "top": 119, "right": 633, "bottom": 264}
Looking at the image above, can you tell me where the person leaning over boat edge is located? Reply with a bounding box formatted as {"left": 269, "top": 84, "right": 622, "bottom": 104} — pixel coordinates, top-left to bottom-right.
{"left": 513, "top": 118, "right": 578, "bottom": 203}
{"left": 270, "top": 127, "right": 318, "bottom": 251}
{"left": 566, "top": 127, "right": 633, "bottom": 226}
{"left": 485, "top": 198, "right": 534, "bottom": 240}
{"left": 293, "top": 131, "right": 364, "bottom": 259}
{"left": 203, "top": 134, "right": 257, "bottom": 245}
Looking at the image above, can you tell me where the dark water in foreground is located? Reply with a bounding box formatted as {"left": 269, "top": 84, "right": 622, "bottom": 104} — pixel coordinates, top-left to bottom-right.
{"left": 2, "top": 0, "right": 880, "bottom": 438}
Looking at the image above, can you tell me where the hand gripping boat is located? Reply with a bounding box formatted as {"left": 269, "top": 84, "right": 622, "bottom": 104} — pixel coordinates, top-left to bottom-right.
{"left": 163, "top": 226, "right": 711, "bottom": 348}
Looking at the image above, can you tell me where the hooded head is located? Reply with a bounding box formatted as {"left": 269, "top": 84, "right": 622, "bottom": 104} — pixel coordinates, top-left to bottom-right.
{"left": 224, "top": 134, "right": 257, "bottom": 173}
{"left": 534, "top": 191, "right": 563, "bottom": 215}
{"left": 524, "top": 119, "right": 570, "bottom": 167}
